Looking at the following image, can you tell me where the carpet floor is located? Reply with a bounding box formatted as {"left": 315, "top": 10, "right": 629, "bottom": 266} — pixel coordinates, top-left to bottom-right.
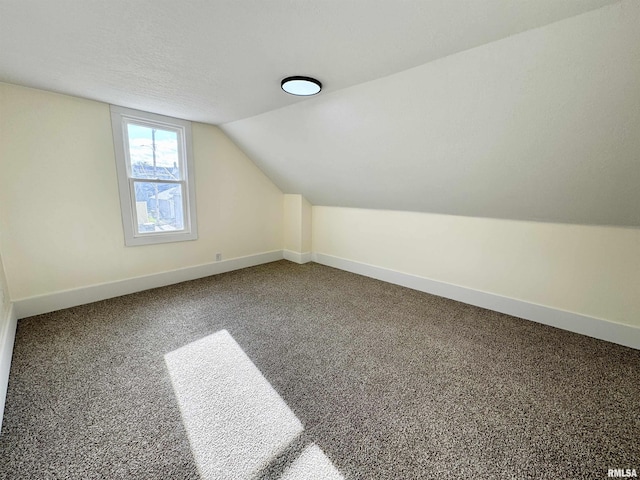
{"left": 1, "top": 261, "right": 638, "bottom": 479}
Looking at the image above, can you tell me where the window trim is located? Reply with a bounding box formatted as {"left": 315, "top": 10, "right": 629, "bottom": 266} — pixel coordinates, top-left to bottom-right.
{"left": 110, "top": 105, "right": 198, "bottom": 246}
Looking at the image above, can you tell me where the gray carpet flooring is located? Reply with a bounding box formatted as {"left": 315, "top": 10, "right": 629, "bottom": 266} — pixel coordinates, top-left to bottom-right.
{"left": 1, "top": 261, "right": 638, "bottom": 479}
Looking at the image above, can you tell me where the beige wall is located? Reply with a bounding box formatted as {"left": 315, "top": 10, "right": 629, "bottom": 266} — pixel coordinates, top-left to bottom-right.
{"left": 301, "top": 196, "right": 312, "bottom": 254}
{"left": 2, "top": 83, "right": 637, "bottom": 332}
{"left": 313, "top": 206, "right": 640, "bottom": 328}
{"left": 0, "top": 83, "right": 283, "bottom": 301}
{"left": 283, "top": 194, "right": 302, "bottom": 253}
{"left": 283, "top": 194, "right": 312, "bottom": 254}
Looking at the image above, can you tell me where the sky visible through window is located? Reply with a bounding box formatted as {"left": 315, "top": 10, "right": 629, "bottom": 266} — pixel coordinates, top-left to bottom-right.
{"left": 127, "top": 124, "right": 179, "bottom": 169}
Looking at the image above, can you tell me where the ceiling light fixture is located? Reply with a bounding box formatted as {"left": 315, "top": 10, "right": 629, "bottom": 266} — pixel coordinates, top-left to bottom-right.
{"left": 281, "top": 76, "right": 322, "bottom": 96}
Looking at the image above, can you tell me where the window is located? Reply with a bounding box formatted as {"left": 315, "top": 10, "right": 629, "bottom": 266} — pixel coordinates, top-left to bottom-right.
{"left": 110, "top": 106, "right": 197, "bottom": 246}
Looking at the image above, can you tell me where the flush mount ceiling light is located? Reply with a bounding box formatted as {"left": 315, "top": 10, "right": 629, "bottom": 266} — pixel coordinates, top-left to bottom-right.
{"left": 281, "top": 76, "right": 322, "bottom": 96}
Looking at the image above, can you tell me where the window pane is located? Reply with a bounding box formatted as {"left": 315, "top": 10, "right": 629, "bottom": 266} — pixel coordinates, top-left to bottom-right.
{"left": 133, "top": 181, "right": 185, "bottom": 233}
{"left": 127, "top": 124, "right": 181, "bottom": 180}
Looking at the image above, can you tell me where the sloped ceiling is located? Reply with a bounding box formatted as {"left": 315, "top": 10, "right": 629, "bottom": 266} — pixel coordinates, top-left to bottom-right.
{"left": 1, "top": 0, "right": 637, "bottom": 226}
{"left": 222, "top": 0, "right": 640, "bottom": 226}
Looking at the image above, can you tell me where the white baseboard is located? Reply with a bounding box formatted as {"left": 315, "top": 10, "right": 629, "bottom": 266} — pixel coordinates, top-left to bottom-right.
{"left": 0, "top": 303, "right": 18, "bottom": 430}
{"left": 13, "top": 250, "right": 284, "bottom": 319}
{"left": 283, "top": 250, "right": 312, "bottom": 264}
{"left": 312, "top": 253, "right": 640, "bottom": 350}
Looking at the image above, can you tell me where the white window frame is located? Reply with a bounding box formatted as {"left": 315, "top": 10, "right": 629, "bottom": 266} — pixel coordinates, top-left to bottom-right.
{"left": 110, "top": 105, "right": 198, "bottom": 246}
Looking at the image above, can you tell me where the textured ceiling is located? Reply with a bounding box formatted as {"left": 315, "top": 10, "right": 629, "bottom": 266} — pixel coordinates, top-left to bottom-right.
{"left": 0, "top": 0, "right": 619, "bottom": 124}
{"left": 1, "top": 0, "right": 636, "bottom": 226}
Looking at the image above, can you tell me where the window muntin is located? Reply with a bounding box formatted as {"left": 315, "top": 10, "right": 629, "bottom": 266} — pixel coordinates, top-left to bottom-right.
{"left": 110, "top": 106, "right": 197, "bottom": 246}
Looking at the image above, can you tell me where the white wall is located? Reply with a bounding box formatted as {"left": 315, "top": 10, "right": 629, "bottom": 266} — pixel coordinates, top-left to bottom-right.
{"left": 313, "top": 207, "right": 640, "bottom": 330}
{"left": 0, "top": 240, "right": 17, "bottom": 428}
{"left": 0, "top": 248, "right": 9, "bottom": 326}
{"left": 0, "top": 83, "right": 284, "bottom": 305}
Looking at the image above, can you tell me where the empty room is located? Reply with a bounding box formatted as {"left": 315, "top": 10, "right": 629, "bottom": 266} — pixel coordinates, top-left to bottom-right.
{"left": 0, "top": 1, "right": 639, "bottom": 479}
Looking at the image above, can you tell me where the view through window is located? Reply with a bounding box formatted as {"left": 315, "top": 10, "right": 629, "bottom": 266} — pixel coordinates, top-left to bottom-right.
{"left": 128, "top": 124, "right": 184, "bottom": 232}
{"left": 110, "top": 106, "right": 197, "bottom": 246}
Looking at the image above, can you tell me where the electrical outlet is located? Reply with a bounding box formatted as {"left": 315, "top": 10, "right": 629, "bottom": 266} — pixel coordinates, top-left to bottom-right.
{"left": 216, "top": 253, "right": 222, "bottom": 262}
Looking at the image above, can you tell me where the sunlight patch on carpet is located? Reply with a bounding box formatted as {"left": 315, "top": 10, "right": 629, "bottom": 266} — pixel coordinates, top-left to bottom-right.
{"left": 164, "top": 329, "right": 343, "bottom": 479}
{"left": 280, "top": 443, "right": 344, "bottom": 480}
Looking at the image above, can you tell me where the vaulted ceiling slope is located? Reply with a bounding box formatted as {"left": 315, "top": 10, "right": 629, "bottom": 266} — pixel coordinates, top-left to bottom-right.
{"left": 1, "top": 0, "right": 636, "bottom": 226}
{"left": 222, "top": 0, "right": 640, "bottom": 227}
